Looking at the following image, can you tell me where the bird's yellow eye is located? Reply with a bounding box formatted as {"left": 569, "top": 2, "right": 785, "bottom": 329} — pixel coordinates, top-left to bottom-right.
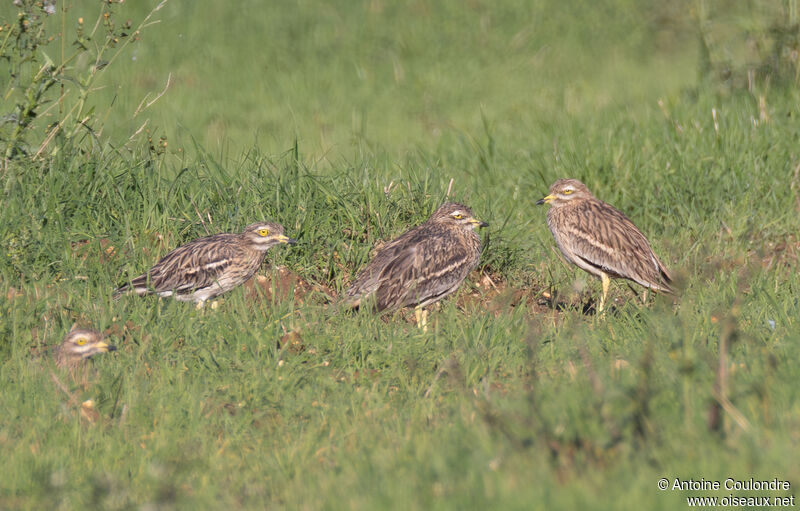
{"left": 452, "top": 214, "right": 464, "bottom": 219}
{"left": 563, "top": 189, "right": 573, "bottom": 195}
{"left": 258, "top": 228, "right": 270, "bottom": 236}
{"left": 75, "top": 337, "right": 87, "bottom": 346}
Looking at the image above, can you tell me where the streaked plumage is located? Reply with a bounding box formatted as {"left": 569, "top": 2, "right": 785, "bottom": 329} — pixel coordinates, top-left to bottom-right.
{"left": 114, "top": 222, "right": 296, "bottom": 304}
{"left": 536, "top": 178, "right": 673, "bottom": 312}
{"left": 55, "top": 329, "right": 116, "bottom": 368}
{"left": 346, "top": 202, "right": 488, "bottom": 327}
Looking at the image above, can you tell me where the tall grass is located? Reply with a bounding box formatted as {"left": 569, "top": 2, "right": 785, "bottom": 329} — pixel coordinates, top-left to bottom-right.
{"left": 1, "top": 0, "right": 800, "bottom": 509}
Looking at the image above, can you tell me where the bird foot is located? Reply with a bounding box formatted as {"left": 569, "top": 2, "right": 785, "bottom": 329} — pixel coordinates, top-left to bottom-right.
{"left": 414, "top": 308, "right": 429, "bottom": 332}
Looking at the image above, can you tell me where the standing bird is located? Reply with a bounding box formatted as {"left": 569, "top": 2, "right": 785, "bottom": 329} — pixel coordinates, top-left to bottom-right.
{"left": 346, "top": 202, "right": 488, "bottom": 329}
{"left": 114, "top": 222, "right": 296, "bottom": 305}
{"left": 536, "top": 178, "right": 673, "bottom": 312}
{"left": 55, "top": 329, "right": 116, "bottom": 369}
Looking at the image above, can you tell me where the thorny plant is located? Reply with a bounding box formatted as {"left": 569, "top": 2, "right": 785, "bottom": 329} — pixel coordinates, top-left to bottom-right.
{"left": 0, "top": 0, "right": 168, "bottom": 162}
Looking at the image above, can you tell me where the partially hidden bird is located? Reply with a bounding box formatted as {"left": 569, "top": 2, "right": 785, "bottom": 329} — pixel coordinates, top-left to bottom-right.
{"left": 55, "top": 328, "right": 116, "bottom": 369}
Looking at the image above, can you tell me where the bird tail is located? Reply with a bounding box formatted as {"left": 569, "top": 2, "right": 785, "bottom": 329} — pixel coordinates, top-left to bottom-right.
{"left": 112, "top": 284, "right": 128, "bottom": 300}
{"left": 113, "top": 275, "right": 149, "bottom": 300}
{"left": 657, "top": 281, "right": 675, "bottom": 296}
{"left": 650, "top": 252, "right": 675, "bottom": 295}
{"left": 659, "top": 263, "right": 675, "bottom": 295}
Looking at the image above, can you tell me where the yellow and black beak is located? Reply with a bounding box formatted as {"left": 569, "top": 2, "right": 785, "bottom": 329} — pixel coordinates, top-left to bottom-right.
{"left": 95, "top": 340, "right": 117, "bottom": 353}
{"left": 277, "top": 234, "right": 298, "bottom": 245}
{"left": 468, "top": 217, "right": 489, "bottom": 228}
{"left": 535, "top": 194, "right": 555, "bottom": 205}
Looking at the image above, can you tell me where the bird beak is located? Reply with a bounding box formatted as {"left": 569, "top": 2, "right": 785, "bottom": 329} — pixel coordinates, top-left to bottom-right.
{"left": 536, "top": 194, "right": 555, "bottom": 205}
{"left": 277, "top": 235, "right": 297, "bottom": 245}
{"left": 468, "top": 217, "right": 489, "bottom": 228}
{"left": 96, "top": 340, "right": 117, "bottom": 353}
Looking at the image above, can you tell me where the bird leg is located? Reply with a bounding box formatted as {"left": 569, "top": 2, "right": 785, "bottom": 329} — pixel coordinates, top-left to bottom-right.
{"left": 598, "top": 273, "right": 611, "bottom": 313}
{"left": 414, "top": 306, "right": 429, "bottom": 332}
{"left": 641, "top": 288, "right": 649, "bottom": 305}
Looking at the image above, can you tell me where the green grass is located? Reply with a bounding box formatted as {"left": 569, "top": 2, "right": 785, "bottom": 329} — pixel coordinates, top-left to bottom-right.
{"left": 2, "top": 0, "right": 800, "bottom": 509}
{"left": 2, "top": 0, "right": 701, "bottom": 157}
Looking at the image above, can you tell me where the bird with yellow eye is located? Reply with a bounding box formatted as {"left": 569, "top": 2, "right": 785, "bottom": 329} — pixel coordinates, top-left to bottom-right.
{"left": 346, "top": 202, "right": 488, "bottom": 330}
{"left": 114, "top": 222, "right": 296, "bottom": 305}
{"left": 55, "top": 328, "right": 117, "bottom": 369}
{"left": 536, "top": 178, "right": 673, "bottom": 313}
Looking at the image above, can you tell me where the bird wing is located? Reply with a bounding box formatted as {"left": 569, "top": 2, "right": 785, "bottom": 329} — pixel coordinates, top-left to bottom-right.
{"left": 345, "top": 225, "right": 426, "bottom": 304}
{"left": 347, "top": 223, "right": 480, "bottom": 310}
{"left": 373, "top": 227, "right": 477, "bottom": 310}
{"left": 372, "top": 243, "right": 425, "bottom": 310}
{"left": 565, "top": 201, "right": 672, "bottom": 292}
{"left": 378, "top": 242, "right": 474, "bottom": 310}
{"left": 133, "top": 234, "right": 241, "bottom": 295}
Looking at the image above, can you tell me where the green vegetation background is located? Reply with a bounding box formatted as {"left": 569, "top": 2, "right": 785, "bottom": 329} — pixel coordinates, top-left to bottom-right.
{"left": 1, "top": 0, "right": 799, "bottom": 509}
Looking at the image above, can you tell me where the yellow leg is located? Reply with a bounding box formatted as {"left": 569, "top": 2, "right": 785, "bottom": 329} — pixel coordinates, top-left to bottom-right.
{"left": 599, "top": 273, "right": 610, "bottom": 313}
{"left": 642, "top": 288, "right": 649, "bottom": 305}
{"left": 414, "top": 306, "right": 429, "bottom": 332}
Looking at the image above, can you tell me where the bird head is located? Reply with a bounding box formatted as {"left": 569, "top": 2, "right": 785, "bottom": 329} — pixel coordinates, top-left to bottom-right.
{"left": 429, "top": 202, "right": 489, "bottom": 230}
{"left": 243, "top": 222, "right": 297, "bottom": 250}
{"left": 57, "top": 329, "right": 116, "bottom": 367}
{"left": 536, "top": 178, "right": 592, "bottom": 207}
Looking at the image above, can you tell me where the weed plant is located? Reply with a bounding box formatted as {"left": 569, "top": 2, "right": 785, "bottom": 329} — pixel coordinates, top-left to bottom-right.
{"left": 1, "top": 1, "right": 799, "bottom": 509}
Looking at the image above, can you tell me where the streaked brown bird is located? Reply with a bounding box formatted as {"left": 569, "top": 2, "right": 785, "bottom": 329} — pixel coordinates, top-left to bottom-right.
{"left": 55, "top": 329, "right": 116, "bottom": 369}
{"left": 536, "top": 178, "right": 673, "bottom": 312}
{"left": 346, "top": 202, "right": 488, "bottom": 329}
{"left": 114, "top": 222, "right": 296, "bottom": 305}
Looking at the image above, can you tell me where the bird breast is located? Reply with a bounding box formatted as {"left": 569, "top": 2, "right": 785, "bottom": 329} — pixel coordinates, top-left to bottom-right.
{"left": 546, "top": 205, "right": 581, "bottom": 265}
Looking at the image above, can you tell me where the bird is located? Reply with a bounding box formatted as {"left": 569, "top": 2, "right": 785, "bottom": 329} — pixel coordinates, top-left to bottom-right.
{"left": 346, "top": 202, "right": 488, "bottom": 329}
{"left": 55, "top": 329, "right": 116, "bottom": 369}
{"left": 114, "top": 222, "right": 296, "bottom": 305}
{"left": 536, "top": 178, "right": 673, "bottom": 313}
